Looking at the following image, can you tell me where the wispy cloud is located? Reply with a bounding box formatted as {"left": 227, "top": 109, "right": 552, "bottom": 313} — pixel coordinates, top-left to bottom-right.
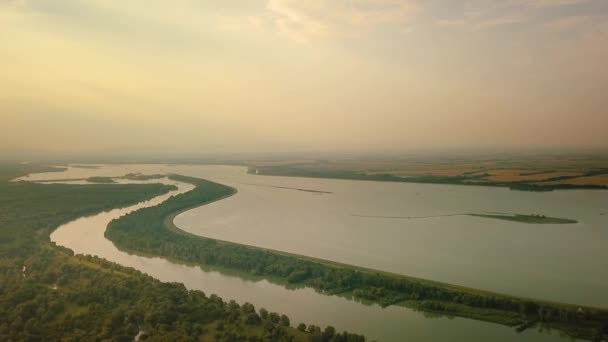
{"left": 216, "top": 14, "right": 264, "bottom": 32}
{"left": 541, "top": 14, "right": 604, "bottom": 33}
{"left": 266, "top": 0, "right": 419, "bottom": 42}
{"left": 439, "top": 0, "right": 592, "bottom": 30}
{"left": 0, "top": 0, "right": 26, "bottom": 8}
{"left": 523, "top": 0, "right": 589, "bottom": 8}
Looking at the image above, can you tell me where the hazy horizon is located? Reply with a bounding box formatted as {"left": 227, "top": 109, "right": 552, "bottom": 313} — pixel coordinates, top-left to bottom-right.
{"left": 2, "top": 0, "right": 608, "bottom": 156}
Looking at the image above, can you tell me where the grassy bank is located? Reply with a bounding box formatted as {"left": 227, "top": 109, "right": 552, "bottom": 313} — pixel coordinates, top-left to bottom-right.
{"left": 106, "top": 174, "right": 608, "bottom": 341}
{"left": 1, "top": 164, "right": 345, "bottom": 341}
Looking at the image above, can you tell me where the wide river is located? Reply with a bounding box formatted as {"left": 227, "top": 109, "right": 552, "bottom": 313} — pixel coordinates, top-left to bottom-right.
{"left": 21, "top": 164, "right": 608, "bottom": 341}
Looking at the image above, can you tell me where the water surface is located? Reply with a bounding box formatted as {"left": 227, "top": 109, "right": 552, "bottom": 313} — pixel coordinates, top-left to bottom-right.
{"left": 172, "top": 166, "right": 608, "bottom": 308}
{"left": 23, "top": 166, "right": 576, "bottom": 341}
{"left": 23, "top": 164, "right": 608, "bottom": 307}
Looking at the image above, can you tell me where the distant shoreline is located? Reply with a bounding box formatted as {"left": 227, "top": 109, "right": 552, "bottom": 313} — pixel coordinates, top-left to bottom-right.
{"left": 247, "top": 166, "right": 608, "bottom": 192}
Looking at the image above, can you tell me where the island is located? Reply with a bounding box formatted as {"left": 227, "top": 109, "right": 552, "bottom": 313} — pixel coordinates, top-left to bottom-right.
{"left": 86, "top": 176, "right": 116, "bottom": 183}
{"left": 123, "top": 173, "right": 167, "bottom": 181}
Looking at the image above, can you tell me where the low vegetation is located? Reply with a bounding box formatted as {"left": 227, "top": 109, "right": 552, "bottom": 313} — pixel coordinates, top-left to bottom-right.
{"left": 86, "top": 176, "right": 116, "bottom": 184}
{"left": 123, "top": 173, "right": 166, "bottom": 181}
{"left": 106, "top": 174, "right": 608, "bottom": 341}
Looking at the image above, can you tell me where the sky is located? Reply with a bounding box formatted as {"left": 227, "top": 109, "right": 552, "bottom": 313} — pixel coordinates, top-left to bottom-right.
{"left": 1, "top": 0, "right": 608, "bottom": 157}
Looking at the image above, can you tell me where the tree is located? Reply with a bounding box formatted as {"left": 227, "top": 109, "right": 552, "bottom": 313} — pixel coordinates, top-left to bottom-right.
{"left": 259, "top": 308, "right": 269, "bottom": 320}
{"left": 323, "top": 325, "right": 336, "bottom": 340}
{"left": 308, "top": 324, "right": 321, "bottom": 336}
{"left": 280, "top": 314, "right": 290, "bottom": 327}
{"left": 269, "top": 312, "right": 280, "bottom": 324}
{"left": 241, "top": 302, "right": 255, "bottom": 314}
{"left": 244, "top": 312, "right": 261, "bottom": 325}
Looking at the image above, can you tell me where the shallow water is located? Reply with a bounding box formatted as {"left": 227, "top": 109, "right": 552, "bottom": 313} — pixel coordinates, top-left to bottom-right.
{"left": 20, "top": 164, "right": 606, "bottom": 341}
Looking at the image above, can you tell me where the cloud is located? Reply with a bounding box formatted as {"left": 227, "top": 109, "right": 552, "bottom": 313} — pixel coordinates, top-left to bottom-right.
{"left": 266, "top": 0, "right": 419, "bottom": 42}
{"left": 438, "top": 0, "right": 593, "bottom": 30}
{"left": 523, "top": 0, "right": 589, "bottom": 8}
{"left": 541, "top": 15, "right": 597, "bottom": 32}
{"left": 216, "top": 14, "right": 264, "bottom": 32}
{"left": 2, "top": 0, "right": 25, "bottom": 9}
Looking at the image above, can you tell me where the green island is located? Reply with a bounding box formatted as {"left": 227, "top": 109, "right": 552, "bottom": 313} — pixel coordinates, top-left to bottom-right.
{"left": 123, "top": 173, "right": 167, "bottom": 181}
{"left": 468, "top": 213, "right": 578, "bottom": 224}
{"left": 86, "top": 176, "right": 117, "bottom": 184}
{"left": 1, "top": 163, "right": 360, "bottom": 341}
{"left": 106, "top": 174, "right": 608, "bottom": 341}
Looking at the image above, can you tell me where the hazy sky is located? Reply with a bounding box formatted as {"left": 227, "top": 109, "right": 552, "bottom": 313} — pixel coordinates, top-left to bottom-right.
{"left": 1, "top": 0, "right": 607, "bottom": 156}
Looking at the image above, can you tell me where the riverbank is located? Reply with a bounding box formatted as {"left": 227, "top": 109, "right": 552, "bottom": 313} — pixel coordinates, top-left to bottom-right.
{"left": 105, "top": 174, "right": 608, "bottom": 341}
{"left": 0, "top": 164, "right": 326, "bottom": 341}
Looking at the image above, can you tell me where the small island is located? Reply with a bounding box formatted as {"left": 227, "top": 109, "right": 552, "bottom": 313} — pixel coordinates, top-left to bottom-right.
{"left": 123, "top": 173, "right": 166, "bottom": 181}
{"left": 468, "top": 213, "right": 578, "bottom": 224}
{"left": 86, "top": 176, "right": 116, "bottom": 184}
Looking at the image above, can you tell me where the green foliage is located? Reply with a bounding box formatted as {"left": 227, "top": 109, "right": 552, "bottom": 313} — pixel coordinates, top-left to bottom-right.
{"left": 0, "top": 164, "right": 324, "bottom": 341}
{"left": 86, "top": 176, "right": 116, "bottom": 183}
{"left": 0, "top": 175, "right": 173, "bottom": 260}
{"left": 123, "top": 173, "right": 166, "bottom": 181}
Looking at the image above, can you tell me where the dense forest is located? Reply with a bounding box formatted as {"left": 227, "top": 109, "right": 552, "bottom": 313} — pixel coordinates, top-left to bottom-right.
{"left": 0, "top": 163, "right": 362, "bottom": 341}
{"left": 106, "top": 174, "right": 608, "bottom": 341}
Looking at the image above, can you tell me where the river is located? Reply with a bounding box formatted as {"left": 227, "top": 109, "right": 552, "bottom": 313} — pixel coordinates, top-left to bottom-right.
{"left": 21, "top": 164, "right": 606, "bottom": 341}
